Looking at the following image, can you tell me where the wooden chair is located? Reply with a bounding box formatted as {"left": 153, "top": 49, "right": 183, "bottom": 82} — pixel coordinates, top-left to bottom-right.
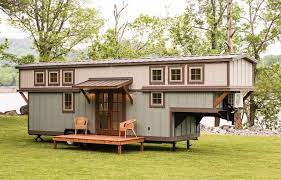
{"left": 119, "top": 119, "right": 137, "bottom": 138}
{"left": 74, "top": 117, "right": 88, "bottom": 135}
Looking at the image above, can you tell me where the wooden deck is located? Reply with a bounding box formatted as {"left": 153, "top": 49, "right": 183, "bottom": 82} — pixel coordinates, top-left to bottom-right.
{"left": 53, "top": 134, "right": 145, "bottom": 154}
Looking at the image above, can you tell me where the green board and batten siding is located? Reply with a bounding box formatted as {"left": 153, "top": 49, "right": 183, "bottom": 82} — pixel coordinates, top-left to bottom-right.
{"left": 29, "top": 92, "right": 214, "bottom": 137}
{"left": 29, "top": 93, "right": 94, "bottom": 133}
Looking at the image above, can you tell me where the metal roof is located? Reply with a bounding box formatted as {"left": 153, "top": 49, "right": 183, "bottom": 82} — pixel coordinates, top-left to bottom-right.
{"left": 16, "top": 54, "right": 257, "bottom": 69}
{"left": 73, "top": 78, "right": 133, "bottom": 90}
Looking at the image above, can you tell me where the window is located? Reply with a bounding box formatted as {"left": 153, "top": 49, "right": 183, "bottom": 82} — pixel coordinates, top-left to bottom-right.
{"left": 168, "top": 66, "right": 184, "bottom": 84}
{"left": 34, "top": 71, "right": 45, "bottom": 86}
{"left": 150, "top": 66, "right": 165, "bottom": 84}
{"left": 63, "top": 93, "right": 74, "bottom": 112}
{"left": 48, "top": 70, "right": 60, "bottom": 86}
{"left": 150, "top": 92, "right": 164, "bottom": 108}
{"left": 62, "top": 70, "right": 74, "bottom": 85}
{"left": 188, "top": 66, "right": 204, "bottom": 83}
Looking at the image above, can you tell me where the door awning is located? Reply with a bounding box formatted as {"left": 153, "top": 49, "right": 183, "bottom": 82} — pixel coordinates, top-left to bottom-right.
{"left": 73, "top": 77, "right": 133, "bottom": 104}
{"left": 73, "top": 77, "right": 133, "bottom": 90}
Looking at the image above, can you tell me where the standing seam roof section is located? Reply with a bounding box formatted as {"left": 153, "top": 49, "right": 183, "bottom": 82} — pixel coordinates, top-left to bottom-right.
{"left": 15, "top": 54, "right": 257, "bottom": 69}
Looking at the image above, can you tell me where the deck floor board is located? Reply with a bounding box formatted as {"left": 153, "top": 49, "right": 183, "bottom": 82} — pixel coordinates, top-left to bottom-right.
{"left": 53, "top": 134, "right": 144, "bottom": 154}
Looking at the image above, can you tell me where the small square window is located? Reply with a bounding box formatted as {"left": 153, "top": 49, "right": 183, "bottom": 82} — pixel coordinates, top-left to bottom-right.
{"left": 188, "top": 66, "right": 204, "bottom": 83}
{"left": 150, "top": 92, "right": 164, "bottom": 108}
{"left": 63, "top": 93, "right": 74, "bottom": 112}
{"left": 34, "top": 71, "right": 45, "bottom": 86}
{"left": 62, "top": 70, "right": 74, "bottom": 86}
{"left": 48, "top": 70, "right": 60, "bottom": 86}
{"left": 169, "top": 66, "right": 184, "bottom": 84}
{"left": 150, "top": 66, "right": 165, "bottom": 85}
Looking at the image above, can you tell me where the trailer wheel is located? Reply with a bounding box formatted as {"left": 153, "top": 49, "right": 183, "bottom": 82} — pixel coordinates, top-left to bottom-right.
{"left": 64, "top": 130, "right": 75, "bottom": 145}
{"left": 35, "top": 135, "right": 43, "bottom": 142}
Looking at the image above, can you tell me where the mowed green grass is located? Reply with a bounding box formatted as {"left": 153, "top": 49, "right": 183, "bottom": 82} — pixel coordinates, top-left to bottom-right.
{"left": 1, "top": 116, "right": 281, "bottom": 179}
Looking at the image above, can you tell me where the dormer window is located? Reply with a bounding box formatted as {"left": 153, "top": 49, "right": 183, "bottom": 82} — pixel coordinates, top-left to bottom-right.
{"left": 48, "top": 70, "right": 60, "bottom": 86}
{"left": 150, "top": 66, "right": 165, "bottom": 85}
{"left": 168, "top": 66, "right": 184, "bottom": 84}
{"left": 188, "top": 65, "right": 204, "bottom": 84}
{"left": 62, "top": 69, "right": 74, "bottom": 86}
{"left": 34, "top": 70, "right": 45, "bottom": 86}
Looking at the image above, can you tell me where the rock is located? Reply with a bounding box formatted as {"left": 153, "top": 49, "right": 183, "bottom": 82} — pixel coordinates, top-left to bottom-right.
{"left": 0, "top": 112, "right": 4, "bottom": 115}
{"left": 248, "top": 125, "right": 262, "bottom": 131}
{"left": 211, "top": 127, "right": 220, "bottom": 133}
{"left": 5, "top": 110, "right": 18, "bottom": 116}
{"left": 20, "top": 105, "right": 29, "bottom": 115}
{"left": 221, "top": 125, "right": 233, "bottom": 130}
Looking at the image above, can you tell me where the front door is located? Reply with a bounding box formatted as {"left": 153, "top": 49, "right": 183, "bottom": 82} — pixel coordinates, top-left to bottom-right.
{"left": 95, "top": 92, "right": 125, "bottom": 135}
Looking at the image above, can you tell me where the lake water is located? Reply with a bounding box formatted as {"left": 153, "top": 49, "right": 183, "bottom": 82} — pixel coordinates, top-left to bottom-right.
{"left": 0, "top": 93, "right": 27, "bottom": 114}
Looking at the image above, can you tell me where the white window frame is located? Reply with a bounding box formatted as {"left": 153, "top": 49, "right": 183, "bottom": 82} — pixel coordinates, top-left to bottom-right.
{"left": 62, "top": 70, "right": 74, "bottom": 85}
{"left": 63, "top": 93, "right": 74, "bottom": 112}
{"left": 188, "top": 66, "right": 203, "bottom": 83}
{"left": 150, "top": 67, "right": 164, "bottom": 84}
{"left": 169, "top": 67, "right": 183, "bottom": 83}
{"left": 34, "top": 71, "right": 45, "bottom": 85}
{"left": 48, "top": 70, "right": 60, "bottom": 86}
{"left": 150, "top": 92, "right": 164, "bottom": 108}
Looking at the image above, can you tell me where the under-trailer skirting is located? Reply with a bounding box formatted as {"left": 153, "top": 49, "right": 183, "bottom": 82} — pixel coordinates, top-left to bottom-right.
{"left": 53, "top": 134, "right": 144, "bottom": 154}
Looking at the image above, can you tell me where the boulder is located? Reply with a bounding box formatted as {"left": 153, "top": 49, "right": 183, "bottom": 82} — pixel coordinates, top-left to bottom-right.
{"left": 20, "top": 105, "right": 29, "bottom": 115}
{"left": 5, "top": 110, "right": 18, "bottom": 116}
{"left": 220, "top": 125, "right": 233, "bottom": 130}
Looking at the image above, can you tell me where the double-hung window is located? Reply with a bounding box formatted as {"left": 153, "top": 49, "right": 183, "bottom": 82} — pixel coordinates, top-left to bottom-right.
{"left": 150, "top": 66, "right": 165, "bottom": 85}
{"left": 188, "top": 66, "right": 204, "bottom": 83}
{"left": 62, "top": 70, "right": 74, "bottom": 86}
{"left": 48, "top": 70, "right": 60, "bottom": 86}
{"left": 168, "top": 66, "right": 184, "bottom": 84}
{"left": 63, "top": 93, "right": 74, "bottom": 112}
{"left": 34, "top": 70, "right": 45, "bottom": 86}
{"left": 150, "top": 92, "right": 164, "bottom": 108}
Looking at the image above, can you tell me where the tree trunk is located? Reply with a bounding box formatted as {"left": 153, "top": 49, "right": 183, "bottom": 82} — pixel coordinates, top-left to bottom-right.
{"left": 234, "top": 109, "right": 243, "bottom": 129}
{"left": 227, "top": 0, "right": 234, "bottom": 53}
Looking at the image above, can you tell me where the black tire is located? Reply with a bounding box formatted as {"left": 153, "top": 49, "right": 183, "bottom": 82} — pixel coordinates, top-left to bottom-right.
{"left": 64, "top": 130, "right": 76, "bottom": 145}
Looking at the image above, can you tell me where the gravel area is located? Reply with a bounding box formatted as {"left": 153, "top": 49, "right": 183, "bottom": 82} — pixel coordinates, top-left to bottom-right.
{"left": 201, "top": 124, "right": 281, "bottom": 137}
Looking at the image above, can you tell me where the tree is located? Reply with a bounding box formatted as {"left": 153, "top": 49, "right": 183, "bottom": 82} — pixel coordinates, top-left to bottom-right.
{"left": 89, "top": 3, "right": 176, "bottom": 59}
{"left": 254, "top": 63, "right": 281, "bottom": 129}
{"left": 240, "top": 0, "right": 281, "bottom": 60}
{"left": 239, "top": 0, "right": 281, "bottom": 127}
{"left": 0, "top": 0, "right": 103, "bottom": 61}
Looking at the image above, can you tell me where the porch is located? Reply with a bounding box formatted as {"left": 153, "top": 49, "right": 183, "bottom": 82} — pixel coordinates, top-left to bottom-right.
{"left": 53, "top": 134, "right": 144, "bottom": 154}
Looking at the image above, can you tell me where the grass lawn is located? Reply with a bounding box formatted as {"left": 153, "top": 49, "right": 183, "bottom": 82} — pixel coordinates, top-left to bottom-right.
{"left": 0, "top": 116, "right": 281, "bottom": 179}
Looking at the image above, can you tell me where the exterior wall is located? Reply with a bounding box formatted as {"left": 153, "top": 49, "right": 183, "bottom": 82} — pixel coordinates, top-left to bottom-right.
{"left": 29, "top": 92, "right": 95, "bottom": 133}
{"left": 20, "top": 62, "right": 230, "bottom": 89}
{"left": 229, "top": 58, "right": 253, "bottom": 87}
{"left": 134, "top": 92, "right": 213, "bottom": 137}
{"left": 29, "top": 91, "right": 213, "bottom": 137}
{"left": 20, "top": 70, "right": 34, "bottom": 88}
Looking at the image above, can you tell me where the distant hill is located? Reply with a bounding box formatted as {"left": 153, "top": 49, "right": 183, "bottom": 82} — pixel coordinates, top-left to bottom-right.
{"left": 0, "top": 37, "right": 88, "bottom": 61}
{"left": 261, "top": 55, "right": 281, "bottom": 65}
{"left": 0, "top": 37, "right": 38, "bottom": 57}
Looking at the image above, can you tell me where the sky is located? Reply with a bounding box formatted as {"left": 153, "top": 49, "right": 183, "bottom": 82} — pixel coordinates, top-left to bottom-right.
{"left": 0, "top": 0, "right": 280, "bottom": 57}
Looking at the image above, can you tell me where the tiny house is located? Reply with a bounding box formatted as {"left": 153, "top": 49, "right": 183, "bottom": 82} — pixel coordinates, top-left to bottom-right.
{"left": 17, "top": 55, "right": 255, "bottom": 145}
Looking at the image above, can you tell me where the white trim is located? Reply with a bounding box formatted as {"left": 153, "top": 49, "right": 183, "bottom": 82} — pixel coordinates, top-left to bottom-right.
{"left": 189, "top": 66, "right": 203, "bottom": 82}
{"left": 63, "top": 71, "right": 74, "bottom": 85}
{"left": 34, "top": 71, "right": 45, "bottom": 85}
{"left": 63, "top": 93, "right": 74, "bottom": 111}
{"left": 150, "top": 92, "right": 164, "bottom": 107}
{"left": 150, "top": 67, "right": 164, "bottom": 83}
{"left": 48, "top": 71, "right": 59, "bottom": 84}
{"left": 169, "top": 67, "right": 182, "bottom": 82}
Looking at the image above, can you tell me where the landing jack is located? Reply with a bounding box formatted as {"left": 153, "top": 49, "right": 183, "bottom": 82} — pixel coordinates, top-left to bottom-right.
{"left": 35, "top": 135, "right": 44, "bottom": 142}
